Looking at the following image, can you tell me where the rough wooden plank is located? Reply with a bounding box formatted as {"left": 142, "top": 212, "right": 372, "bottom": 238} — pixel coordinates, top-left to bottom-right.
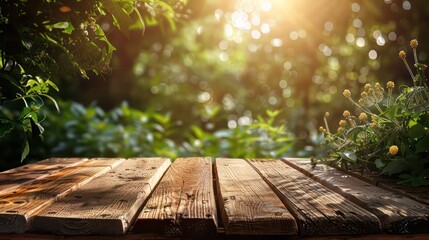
{"left": 134, "top": 157, "right": 217, "bottom": 237}
{"left": 0, "top": 158, "right": 88, "bottom": 194}
{"left": 215, "top": 158, "right": 298, "bottom": 235}
{"left": 30, "top": 158, "right": 170, "bottom": 235}
{"left": 283, "top": 158, "right": 429, "bottom": 234}
{"left": 248, "top": 159, "right": 381, "bottom": 236}
{"left": 1, "top": 233, "right": 429, "bottom": 240}
{"left": 350, "top": 171, "right": 429, "bottom": 206}
{"left": 0, "top": 158, "right": 125, "bottom": 233}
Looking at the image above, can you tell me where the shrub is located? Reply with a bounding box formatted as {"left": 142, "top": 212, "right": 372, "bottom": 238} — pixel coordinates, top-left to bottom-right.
{"left": 320, "top": 39, "right": 429, "bottom": 187}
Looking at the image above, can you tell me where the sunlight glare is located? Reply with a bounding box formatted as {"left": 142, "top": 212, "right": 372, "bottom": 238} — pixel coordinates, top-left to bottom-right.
{"left": 368, "top": 50, "right": 377, "bottom": 60}
{"left": 356, "top": 37, "right": 366, "bottom": 47}
{"left": 260, "top": 23, "right": 270, "bottom": 34}
{"left": 251, "top": 30, "right": 261, "bottom": 39}
{"left": 376, "top": 36, "right": 386, "bottom": 46}
{"left": 271, "top": 38, "right": 283, "bottom": 47}
{"left": 260, "top": 1, "right": 272, "bottom": 11}
{"left": 289, "top": 31, "right": 298, "bottom": 40}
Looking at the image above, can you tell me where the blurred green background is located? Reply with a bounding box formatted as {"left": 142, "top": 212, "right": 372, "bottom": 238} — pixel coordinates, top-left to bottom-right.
{"left": 1, "top": 0, "right": 428, "bottom": 170}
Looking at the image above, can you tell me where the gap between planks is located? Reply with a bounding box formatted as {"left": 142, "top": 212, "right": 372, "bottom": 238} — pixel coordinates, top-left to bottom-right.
{"left": 283, "top": 158, "right": 429, "bottom": 234}
{"left": 134, "top": 157, "right": 218, "bottom": 237}
{"left": 247, "top": 159, "right": 381, "bottom": 236}
{"left": 0, "top": 158, "right": 125, "bottom": 233}
{"left": 215, "top": 158, "right": 298, "bottom": 235}
{"left": 30, "top": 158, "right": 171, "bottom": 235}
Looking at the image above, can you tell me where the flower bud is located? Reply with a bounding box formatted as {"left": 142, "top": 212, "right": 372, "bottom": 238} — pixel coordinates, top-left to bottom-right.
{"left": 386, "top": 81, "right": 395, "bottom": 89}
{"left": 343, "top": 89, "right": 351, "bottom": 98}
{"left": 324, "top": 112, "right": 329, "bottom": 118}
{"left": 358, "top": 112, "right": 368, "bottom": 121}
{"left": 399, "top": 50, "right": 406, "bottom": 59}
{"left": 364, "top": 84, "right": 371, "bottom": 92}
{"left": 339, "top": 120, "right": 347, "bottom": 127}
{"left": 337, "top": 127, "right": 345, "bottom": 133}
{"left": 343, "top": 110, "right": 351, "bottom": 118}
{"left": 410, "top": 39, "right": 418, "bottom": 49}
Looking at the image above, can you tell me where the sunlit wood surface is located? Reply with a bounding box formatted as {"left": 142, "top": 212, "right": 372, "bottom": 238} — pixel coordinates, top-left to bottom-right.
{"left": 0, "top": 157, "right": 428, "bottom": 239}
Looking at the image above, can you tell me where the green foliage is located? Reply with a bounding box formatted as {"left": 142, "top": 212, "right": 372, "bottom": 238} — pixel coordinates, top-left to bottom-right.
{"left": 183, "top": 110, "right": 294, "bottom": 158}
{"left": 320, "top": 40, "right": 429, "bottom": 186}
{"left": 38, "top": 102, "right": 293, "bottom": 160}
{"left": 0, "top": 0, "right": 184, "bottom": 162}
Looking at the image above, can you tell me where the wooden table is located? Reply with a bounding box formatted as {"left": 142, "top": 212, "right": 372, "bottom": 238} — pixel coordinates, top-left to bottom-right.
{"left": 0, "top": 157, "right": 428, "bottom": 239}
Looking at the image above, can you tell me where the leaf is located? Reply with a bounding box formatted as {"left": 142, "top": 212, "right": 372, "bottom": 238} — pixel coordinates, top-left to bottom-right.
{"left": 0, "top": 121, "right": 14, "bottom": 138}
{"left": 374, "top": 159, "right": 385, "bottom": 169}
{"left": 20, "top": 107, "right": 32, "bottom": 119}
{"left": 40, "top": 93, "right": 60, "bottom": 112}
{"left": 409, "top": 123, "right": 425, "bottom": 138}
{"left": 101, "top": 0, "right": 134, "bottom": 37}
{"left": 46, "top": 80, "right": 59, "bottom": 92}
{"left": 416, "top": 135, "right": 429, "bottom": 153}
{"left": 63, "top": 22, "right": 75, "bottom": 34}
{"left": 381, "top": 159, "right": 409, "bottom": 176}
{"left": 338, "top": 151, "right": 357, "bottom": 163}
{"left": 21, "top": 139, "right": 30, "bottom": 162}
{"left": 45, "top": 22, "right": 70, "bottom": 31}
{"left": 30, "top": 117, "right": 44, "bottom": 137}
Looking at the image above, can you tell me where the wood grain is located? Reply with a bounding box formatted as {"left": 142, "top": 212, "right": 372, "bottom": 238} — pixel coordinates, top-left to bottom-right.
{"left": 0, "top": 158, "right": 124, "bottom": 233}
{"left": 30, "top": 158, "right": 171, "bottom": 235}
{"left": 215, "top": 158, "right": 298, "bottom": 235}
{"left": 1, "top": 233, "right": 429, "bottom": 240}
{"left": 248, "top": 159, "right": 381, "bottom": 235}
{"left": 0, "top": 158, "right": 88, "bottom": 194}
{"left": 134, "top": 157, "right": 217, "bottom": 237}
{"left": 283, "top": 158, "right": 429, "bottom": 234}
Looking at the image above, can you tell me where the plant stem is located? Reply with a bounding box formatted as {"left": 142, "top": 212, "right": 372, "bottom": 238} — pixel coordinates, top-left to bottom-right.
{"left": 402, "top": 58, "right": 416, "bottom": 85}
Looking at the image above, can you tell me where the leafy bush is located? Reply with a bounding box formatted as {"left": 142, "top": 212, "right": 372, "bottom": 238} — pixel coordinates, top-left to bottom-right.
{"left": 183, "top": 110, "right": 294, "bottom": 158}
{"left": 34, "top": 102, "right": 294, "bottom": 161}
{"left": 41, "top": 101, "right": 178, "bottom": 158}
{"left": 0, "top": 0, "right": 183, "bottom": 162}
{"left": 320, "top": 39, "right": 429, "bottom": 186}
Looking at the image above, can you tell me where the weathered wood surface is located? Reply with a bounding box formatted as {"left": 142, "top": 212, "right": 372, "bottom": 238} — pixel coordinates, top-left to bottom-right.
{"left": 134, "top": 157, "right": 217, "bottom": 237}
{"left": 283, "top": 158, "right": 429, "bottom": 234}
{"left": 0, "top": 158, "right": 124, "bottom": 233}
{"left": 359, "top": 172, "right": 429, "bottom": 206}
{"left": 248, "top": 159, "right": 381, "bottom": 236}
{"left": 0, "top": 158, "right": 88, "bottom": 194}
{"left": 30, "top": 158, "right": 170, "bottom": 235}
{"left": 1, "top": 233, "right": 429, "bottom": 240}
{"left": 215, "top": 158, "right": 298, "bottom": 235}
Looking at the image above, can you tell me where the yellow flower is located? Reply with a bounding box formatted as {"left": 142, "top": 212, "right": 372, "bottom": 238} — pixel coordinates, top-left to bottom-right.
{"left": 339, "top": 120, "right": 347, "bottom": 127}
{"left": 410, "top": 39, "right": 418, "bottom": 48}
{"left": 361, "top": 92, "right": 368, "bottom": 98}
{"left": 337, "top": 127, "right": 345, "bottom": 134}
{"left": 389, "top": 145, "right": 398, "bottom": 155}
{"left": 343, "top": 110, "right": 351, "bottom": 118}
{"left": 319, "top": 126, "right": 324, "bottom": 132}
{"left": 386, "top": 81, "right": 395, "bottom": 89}
{"left": 358, "top": 112, "right": 368, "bottom": 121}
{"left": 343, "top": 89, "right": 351, "bottom": 98}
{"left": 399, "top": 50, "right": 406, "bottom": 59}
{"left": 358, "top": 98, "right": 365, "bottom": 104}
{"left": 375, "top": 82, "right": 381, "bottom": 88}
